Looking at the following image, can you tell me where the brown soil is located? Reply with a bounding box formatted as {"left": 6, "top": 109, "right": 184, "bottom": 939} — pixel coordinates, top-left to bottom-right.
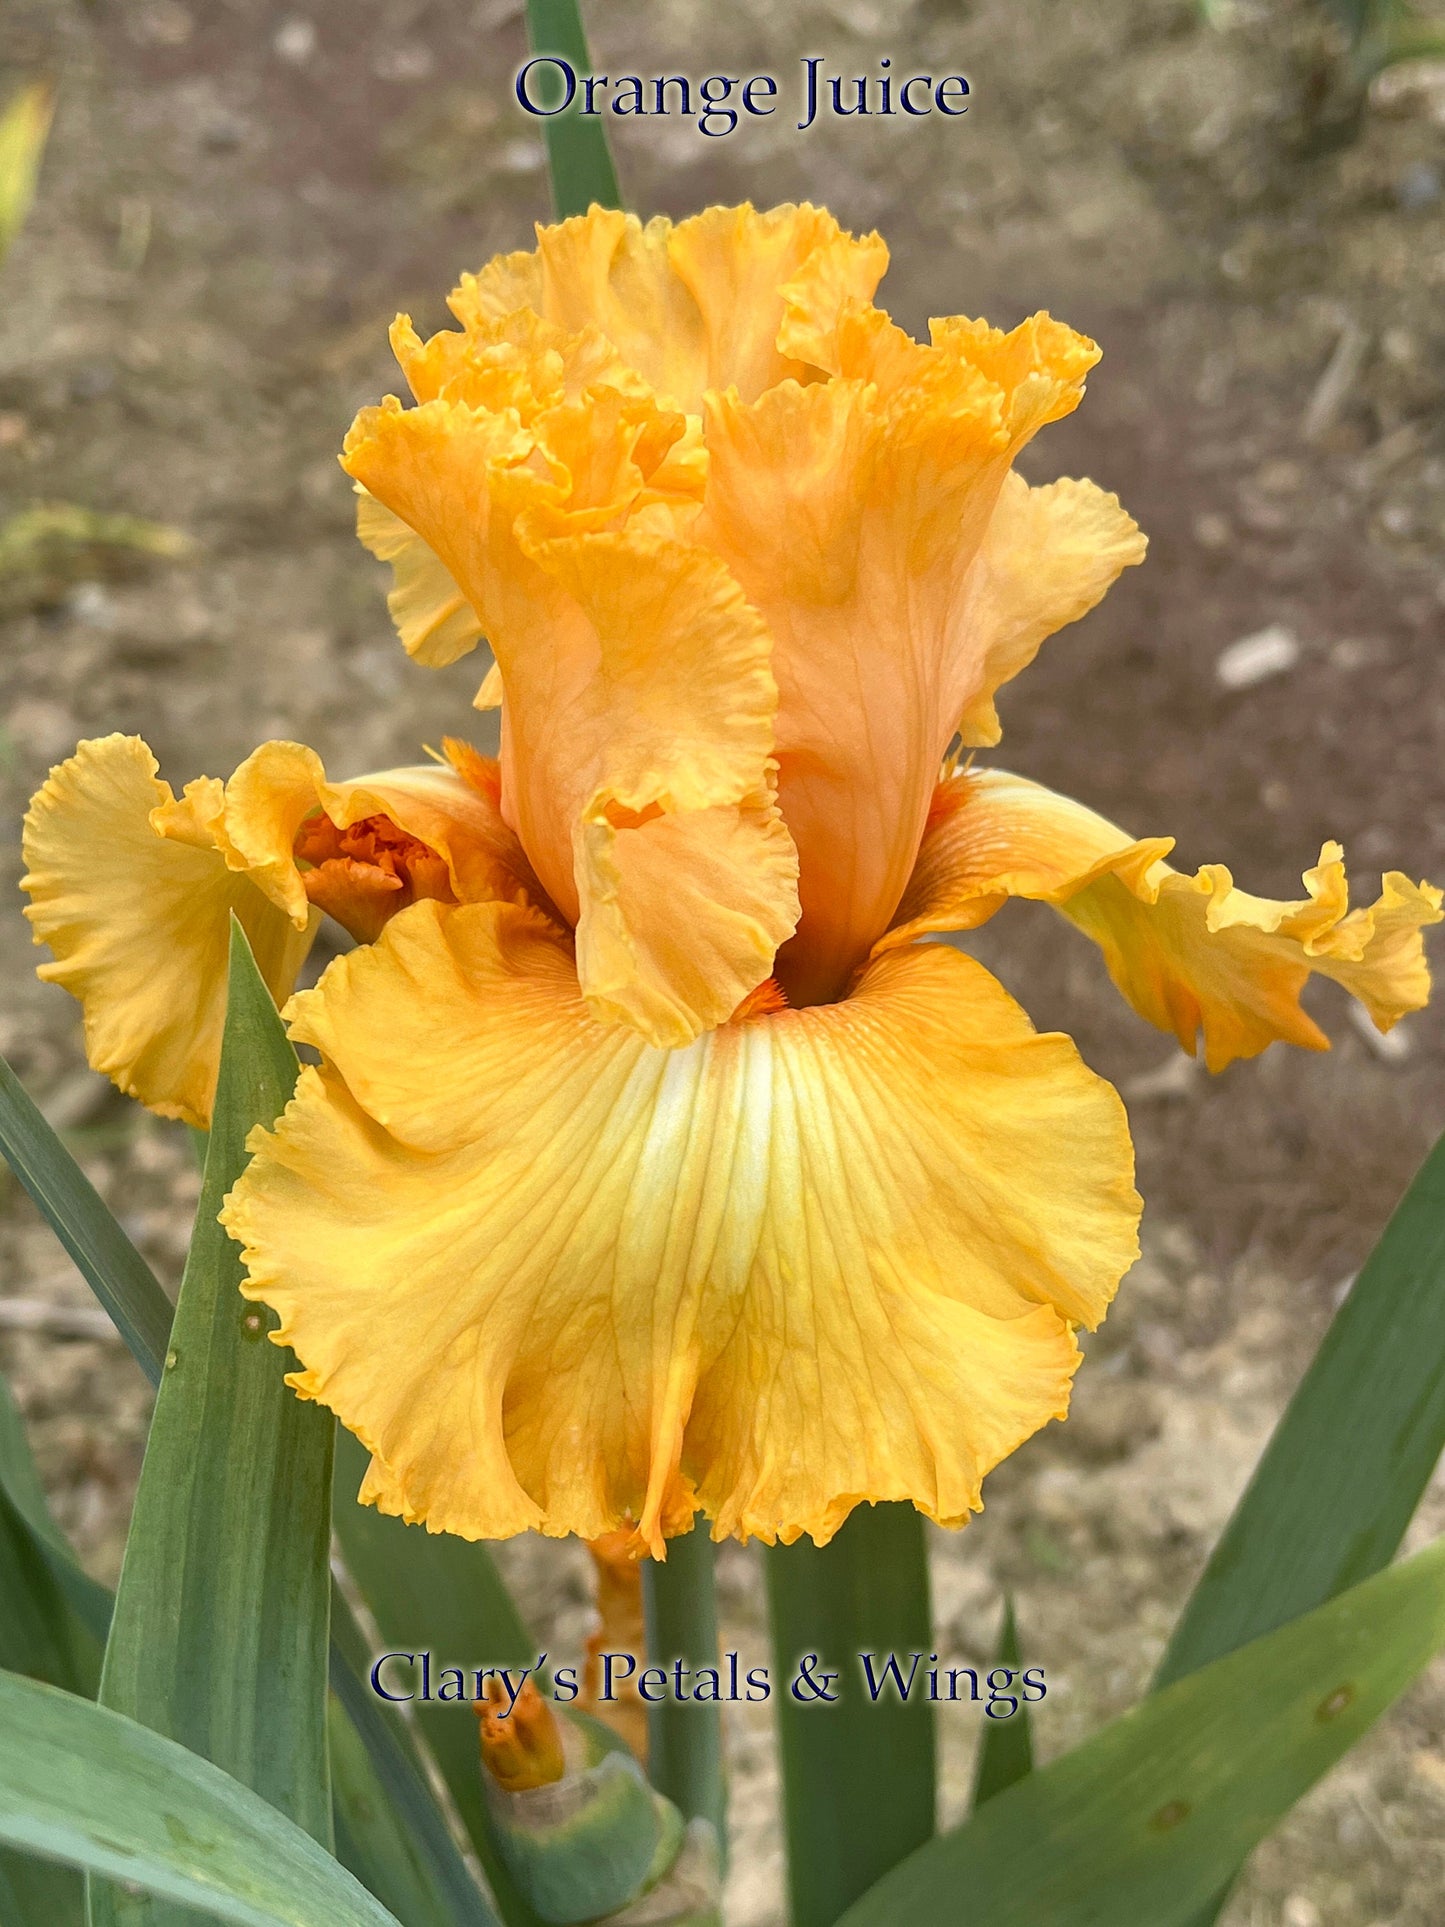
{"left": 2, "top": 2, "right": 1444, "bottom": 1922}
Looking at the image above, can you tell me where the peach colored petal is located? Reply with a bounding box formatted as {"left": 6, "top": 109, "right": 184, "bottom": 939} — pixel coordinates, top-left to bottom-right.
{"left": 954, "top": 473, "right": 1147, "bottom": 748}
{"left": 345, "top": 209, "right": 1139, "bottom": 1018}
{"left": 451, "top": 202, "right": 888, "bottom": 412}
{"left": 698, "top": 318, "right": 1134, "bottom": 1005}
{"left": 343, "top": 379, "right": 798, "bottom": 1046}
{"left": 354, "top": 487, "right": 485, "bottom": 669}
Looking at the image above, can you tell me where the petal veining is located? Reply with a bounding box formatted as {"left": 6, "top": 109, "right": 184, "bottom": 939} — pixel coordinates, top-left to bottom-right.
{"left": 222, "top": 897, "right": 1141, "bottom": 1552}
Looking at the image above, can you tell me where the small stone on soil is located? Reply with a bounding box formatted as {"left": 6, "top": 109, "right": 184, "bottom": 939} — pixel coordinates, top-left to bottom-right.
{"left": 1215, "top": 622, "right": 1300, "bottom": 689}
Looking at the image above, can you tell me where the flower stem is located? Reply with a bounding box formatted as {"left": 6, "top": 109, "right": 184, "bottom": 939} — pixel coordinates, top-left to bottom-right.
{"left": 765, "top": 1504, "right": 936, "bottom": 1927}
{"left": 641, "top": 1522, "right": 727, "bottom": 1852}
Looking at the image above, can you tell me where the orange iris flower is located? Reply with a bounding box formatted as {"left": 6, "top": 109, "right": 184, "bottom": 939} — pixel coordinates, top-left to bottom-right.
{"left": 21, "top": 205, "right": 1440, "bottom": 1556}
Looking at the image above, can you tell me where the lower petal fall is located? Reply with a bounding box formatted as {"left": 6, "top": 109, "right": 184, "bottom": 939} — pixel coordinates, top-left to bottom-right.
{"left": 21, "top": 735, "right": 313, "bottom": 1128}
{"left": 884, "top": 767, "right": 1443, "bottom": 1071}
{"left": 222, "top": 898, "right": 1141, "bottom": 1553}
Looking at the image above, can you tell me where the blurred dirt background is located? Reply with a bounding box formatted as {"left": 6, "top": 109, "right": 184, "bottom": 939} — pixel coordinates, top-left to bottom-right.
{"left": 2, "top": 1, "right": 1445, "bottom": 1921}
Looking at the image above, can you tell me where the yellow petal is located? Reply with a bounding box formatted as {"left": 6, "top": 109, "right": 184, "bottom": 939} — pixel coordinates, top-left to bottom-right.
{"left": 454, "top": 212, "right": 700, "bottom": 406}
{"left": 698, "top": 312, "right": 1118, "bottom": 1006}
{"left": 451, "top": 202, "right": 888, "bottom": 412}
{"left": 539, "top": 528, "right": 798, "bottom": 1042}
{"left": 954, "top": 473, "right": 1147, "bottom": 748}
{"left": 574, "top": 795, "right": 800, "bottom": 1045}
{"left": 390, "top": 303, "right": 632, "bottom": 414}
{"left": 881, "top": 768, "right": 1443, "bottom": 1071}
{"left": 928, "top": 312, "right": 1102, "bottom": 442}
{"left": 222, "top": 898, "right": 1140, "bottom": 1552}
{"left": 1306, "top": 868, "right": 1443, "bottom": 1031}
{"left": 342, "top": 395, "right": 535, "bottom": 678}
{"left": 21, "top": 736, "right": 314, "bottom": 1128}
{"left": 665, "top": 203, "right": 886, "bottom": 407}
{"left": 474, "top": 660, "right": 503, "bottom": 710}
{"left": 344, "top": 382, "right": 798, "bottom": 1046}
{"left": 774, "top": 226, "right": 892, "bottom": 372}
{"left": 354, "top": 487, "right": 485, "bottom": 668}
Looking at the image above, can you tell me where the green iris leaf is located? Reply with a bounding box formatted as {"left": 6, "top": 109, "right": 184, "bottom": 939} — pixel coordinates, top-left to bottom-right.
{"left": 0, "top": 1668, "right": 400, "bottom": 1927}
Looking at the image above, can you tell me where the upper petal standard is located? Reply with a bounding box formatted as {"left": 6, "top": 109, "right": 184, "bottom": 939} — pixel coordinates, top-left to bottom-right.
{"left": 344, "top": 205, "right": 1148, "bottom": 1026}
{"left": 343, "top": 369, "right": 801, "bottom": 1047}
{"left": 697, "top": 325, "right": 1145, "bottom": 1007}
{"left": 453, "top": 202, "right": 889, "bottom": 413}
{"left": 221, "top": 896, "right": 1141, "bottom": 1554}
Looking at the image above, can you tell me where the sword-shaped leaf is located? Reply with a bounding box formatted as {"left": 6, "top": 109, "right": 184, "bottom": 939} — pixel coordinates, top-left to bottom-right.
{"left": 838, "top": 1534, "right": 1445, "bottom": 1927}
{"left": 0, "top": 1052, "right": 171, "bottom": 1385}
{"left": 0, "top": 1371, "right": 104, "bottom": 1922}
{"left": 0, "top": 1669, "right": 398, "bottom": 1927}
{"left": 523, "top": 1, "right": 621, "bottom": 217}
{"left": 90, "top": 924, "right": 333, "bottom": 1927}
{"left": 968, "top": 1598, "right": 1033, "bottom": 1812}
{"left": 1157, "top": 1128, "right": 1445, "bottom": 1923}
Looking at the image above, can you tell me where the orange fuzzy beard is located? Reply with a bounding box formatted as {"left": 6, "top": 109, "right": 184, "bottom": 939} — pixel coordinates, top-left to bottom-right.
{"left": 294, "top": 811, "right": 454, "bottom": 944}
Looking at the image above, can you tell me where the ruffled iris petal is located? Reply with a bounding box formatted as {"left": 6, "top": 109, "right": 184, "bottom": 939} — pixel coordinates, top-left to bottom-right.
{"left": 451, "top": 202, "right": 888, "bottom": 412}
{"left": 342, "top": 355, "right": 799, "bottom": 1047}
{"left": 344, "top": 206, "right": 1148, "bottom": 1022}
{"left": 20, "top": 735, "right": 315, "bottom": 1128}
{"left": 221, "top": 897, "right": 1140, "bottom": 1553}
{"left": 353, "top": 487, "right": 485, "bottom": 670}
{"left": 699, "top": 322, "right": 1143, "bottom": 1005}
{"left": 884, "top": 767, "right": 1443, "bottom": 1070}
{"left": 953, "top": 472, "right": 1148, "bottom": 749}
{"left": 20, "top": 734, "right": 547, "bottom": 1127}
